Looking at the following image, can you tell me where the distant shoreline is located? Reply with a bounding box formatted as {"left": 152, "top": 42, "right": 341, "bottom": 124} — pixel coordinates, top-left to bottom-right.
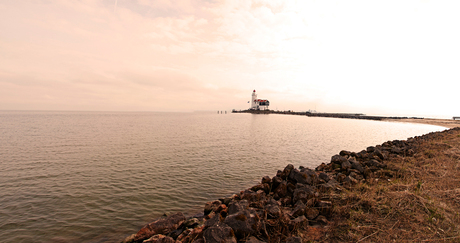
{"left": 232, "top": 109, "right": 460, "bottom": 129}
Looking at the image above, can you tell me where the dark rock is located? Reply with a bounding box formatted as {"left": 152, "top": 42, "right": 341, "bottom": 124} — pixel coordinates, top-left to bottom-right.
{"left": 350, "top": 159, "right": 364, "bottom": 174}
{"left": 204, "top": 213, "right": 224, "bottom": 228}
{"left": 331, "top": 155, "right": 347, "bottom": 164}
{"left": 373, "top": 149, "right": 385, "bottom": 160}
{"left": 223, "top": 210, "right": 259, "bottom": 239}
{"left": 315, "top": 163, "right": 328, "bottom": 171}
{"left": 341, "top": 160, "right": 352, "bottom": 171}
{"left": 204, "top": 200, "right": 222, "bottom": 215}
{"left": 289, "top": 215, "right": 308, "bottom": 231}
{"left": 281, "top": 164, "right": 294, "bottom": 180}
{"left": 291, "top": 201, "right": 306, "bottom": 217}
{"left": 180, "top": 225, "right": 204, "bottom": 243}
{"left": 365, "top": 159, "right": 386, "bottom": 168}
{"left": 292, "top": 185, "right": 316, "bottom": 204}
{"left": 126, "top": 212, "right": 186, "bottom": 243}
{"left": 367, "top": 146, "right": 375, "bottom": 153}
{"left": 241, "top": 189, "right": 265, "bottom": 202}
{"left": 265, "top": 199, "right": 282, "bottom": 219}
{"left": 339, "top": 150, "right": 352, "bottom": 157}
{"left": 274, "top": 181, "right": 288, "bottom": 199}
{"left": 261, "top": 176, "right": 271, "bottom": 184}
{"left": 219, "top": 196, "right": 233, "bottom": 206}
{"left": 183, "top": 218, "right": 201, "bottom": 229}
{"left": 318, "top": 172, "right": 330, "bottom": 182}
{"left": 228, "top": 200, "right": 249, "bottom": 215}
{"left": 203, "top": 224, "right": 237, "bottom": 243}
{"left": 305, "top": 207, "right": 319, "bottom": 220}
{"left": 271, "top": 176, "right": 283, "bottom": 191}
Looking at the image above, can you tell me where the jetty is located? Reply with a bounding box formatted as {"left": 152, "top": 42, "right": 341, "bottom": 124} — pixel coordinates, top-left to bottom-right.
{"left": 232, "top": 109, "right": 423, "bottom": 121}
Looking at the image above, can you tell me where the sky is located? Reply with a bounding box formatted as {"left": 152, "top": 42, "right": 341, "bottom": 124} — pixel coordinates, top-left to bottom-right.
{"left": 1, "top": 0, "right": 459, "bottom": 117}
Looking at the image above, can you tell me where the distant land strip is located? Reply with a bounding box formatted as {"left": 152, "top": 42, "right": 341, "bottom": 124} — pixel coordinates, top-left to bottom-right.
{"left": 232, "top": 109, "right": 460, "bottom": 129}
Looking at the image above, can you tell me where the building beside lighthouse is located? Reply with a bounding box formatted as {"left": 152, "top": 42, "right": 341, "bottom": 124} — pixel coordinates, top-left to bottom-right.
{"left": 250, "top": 90, "right": 270, "bottom": 110}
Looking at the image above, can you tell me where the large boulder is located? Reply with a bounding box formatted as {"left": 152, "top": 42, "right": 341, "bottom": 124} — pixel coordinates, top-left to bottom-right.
{"left": 124, "top": 212, "right": 186, "bottom": 243}
{"left": 204, "top": 200, "right": 222, "bottom": 215}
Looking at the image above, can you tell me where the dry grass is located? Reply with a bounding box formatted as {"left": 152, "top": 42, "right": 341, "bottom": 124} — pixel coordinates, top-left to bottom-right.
{"left": 318, "top": 129, "right": 460, "bottom": 242}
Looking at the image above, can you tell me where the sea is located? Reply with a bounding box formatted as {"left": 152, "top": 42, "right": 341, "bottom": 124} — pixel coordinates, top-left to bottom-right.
{"left": 0, "top": 111, "right": 447, "bottom": 242}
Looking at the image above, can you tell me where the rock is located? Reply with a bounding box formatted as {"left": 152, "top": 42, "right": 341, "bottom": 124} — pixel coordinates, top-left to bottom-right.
{"left": 203, "top": 224, "right": 237, "bottom": 243}
{"left": 318, "top": 172, "right": 330, "bottom": 182}
{"left": 315, "top": 163, "right": 328, "bottom": 171}
{"left": 289, "top": 215, "right": 308, "bottom": 231}
{"left": 204, "top": 213, "right": 224, "bottom": 228}
{"left": 126, "top": 212, "right": 186, "bottom": 243}
{"left": 274, "top": 181, "right": 288, "bottom": 199}
{"left": 261, "top": 176, "right": 271, "bottom": 184}
{"left": 281, "top": 164, "right": 294, "bottom": 180}
{"left": 271, "top": 176, "right": 283, "bottom": 191}
{"left": 204, "top": 200, "right": 222, "bottom": 215}
{"left": 180, "top": 225, "right": 204, "bottom": 243}
{"left": 292, "top": 185, "right": 316, "bottom": 204}
{"left": 365, "top": 159, "right": 386, "bottom": 168}
{"left": 219, "top": 196, "right": 234, "bottom": 206}
{"left": 183, "top": 218, "right": 201, "bottom": 229}
{"left": 265, "top": 199, "right": 282, "bottom": 219}
{"left": 305, "top": 207, "right": 320, "bottom": 220}
{"left": 228, "top": 200, "right": 249, "bottom": 215}
{"left": 366, "top": 146, "right": 376, "bottom": 153}
{"left": 341, "top": 160, "right": 352, "bottom": 171}
{"left": 291, "top": 201, "right": 306, "bottom": 217}
{"left": 373, "top": 149, "right": 385, "bottom": 160}
{"left": 350, "top": 159, "right": 364, "bottom": 174}
{"left": 241, "top": 189, "right": 265, "bottom": 202}
{"left": 223, "top": 210, "right": 259, "bottom": 239}
{"left": 339, "top": 150, "right": 352, "bottom": 156}
{"left": 331, "top": 155, "right": 347, "bottom": 164}
{"left": 143, "top": 234, "right": 176, "bottom": 243}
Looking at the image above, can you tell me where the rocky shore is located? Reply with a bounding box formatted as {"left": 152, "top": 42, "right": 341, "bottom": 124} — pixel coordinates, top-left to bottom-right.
{"left": 122, "top": 127, "right": 460, "bottom": 243}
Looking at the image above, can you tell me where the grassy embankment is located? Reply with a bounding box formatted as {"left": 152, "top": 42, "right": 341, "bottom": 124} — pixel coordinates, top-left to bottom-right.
{"left": 314, "top": 127, "right": 460, "bottom": 242}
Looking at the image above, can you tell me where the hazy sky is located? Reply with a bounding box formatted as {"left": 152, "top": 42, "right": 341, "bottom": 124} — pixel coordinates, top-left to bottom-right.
{"left": 1, "top": 0, "right": 459, "bottom": 117}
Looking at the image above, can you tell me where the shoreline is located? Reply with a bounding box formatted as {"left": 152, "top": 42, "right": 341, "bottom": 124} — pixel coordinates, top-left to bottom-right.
{"left": 384, "top": 118, "right": 460, "bottom": 129}
{"left": 122, "top": 127, "right": 460, "bottom": 242}
{"left": 232, "top": 109, "right": 460, "bottom": 129}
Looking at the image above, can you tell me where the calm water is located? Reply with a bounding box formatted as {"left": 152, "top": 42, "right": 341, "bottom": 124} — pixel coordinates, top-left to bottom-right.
{"left": 0, "top": 111, "right": 446, "bottom": 242}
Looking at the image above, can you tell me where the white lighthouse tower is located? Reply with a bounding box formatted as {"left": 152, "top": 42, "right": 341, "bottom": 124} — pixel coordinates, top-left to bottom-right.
{"left": 251, "top": 90, "right": 257, "bottom": 109}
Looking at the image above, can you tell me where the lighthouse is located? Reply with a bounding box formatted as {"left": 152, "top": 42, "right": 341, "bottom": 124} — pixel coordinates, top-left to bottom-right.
{"left": 250, "top": 90, "right": 270, "bottom": 110}
{"left": 251, "top": 90, "right": 257, "bottom": 109}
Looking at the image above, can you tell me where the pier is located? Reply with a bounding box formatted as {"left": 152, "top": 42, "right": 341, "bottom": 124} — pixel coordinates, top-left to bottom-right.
{"left": 232, "top": 109, "right": 424, "bottom": 121}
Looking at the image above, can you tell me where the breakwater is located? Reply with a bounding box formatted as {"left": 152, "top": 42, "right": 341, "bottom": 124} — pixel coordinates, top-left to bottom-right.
{"left": 122, "top": 127, "right": 460, "bottom": 243}
{"left": 232, "top": 109, "right": 424, "bottom": 121}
